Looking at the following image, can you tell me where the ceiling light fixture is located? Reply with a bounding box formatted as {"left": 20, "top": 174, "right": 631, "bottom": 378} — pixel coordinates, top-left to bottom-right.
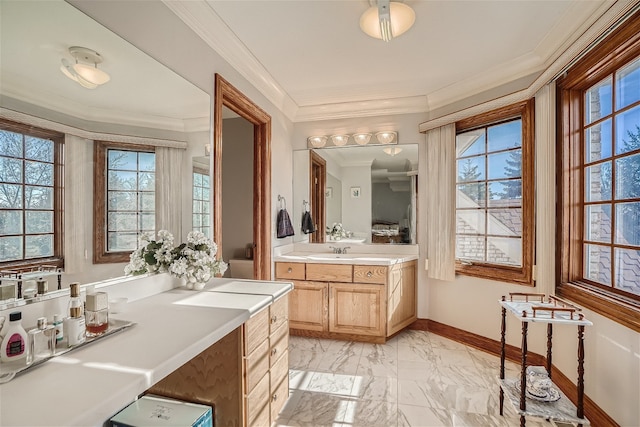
{"left": 60, "top": 46, "right": 110, "bottom": 89}
{"left": 376, "top": 131, "right": 397, "bottom": 144}
{"left": 353, "top": 133, "right": 372, "bottom": 145}
{"left": 383, "top": 146, "right": 403, "bottom": 156}
{"left": 360, "top": 0, "right": 415, "bottom": 42}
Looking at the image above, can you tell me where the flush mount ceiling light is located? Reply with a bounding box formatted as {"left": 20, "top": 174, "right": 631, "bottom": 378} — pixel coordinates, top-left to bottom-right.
{"left": 383, "top": 146, "right": 403, "bottom": 156}
{"left": 60, "top": 46, "right": 110, "bottom": 89}
{"left": 360, "top": 0, "right": 415, "bottom": 42}
{"left": 331, "top": 135, "right": 350, "bottom": 146}
{"left": 353, "top": 133, "right": 372, "bottom": 145}
{"left": 376, "top": 131, "right": 397, "bottom": 144}
{"left": 308, "top": 136, "right": 328, "bottom": 148}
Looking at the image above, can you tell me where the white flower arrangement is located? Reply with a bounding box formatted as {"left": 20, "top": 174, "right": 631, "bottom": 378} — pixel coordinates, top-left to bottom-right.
{"left": 124, "top": 230, "right": 175, "bottom": 275}
{"left": 168, "top": 231, "right": 228, "bottom": 285}
{"left": 327, "top": 222, "right": 348, "bottom": 240}
{"left": 124, "top": 230, "right": 227, "bottom": 287}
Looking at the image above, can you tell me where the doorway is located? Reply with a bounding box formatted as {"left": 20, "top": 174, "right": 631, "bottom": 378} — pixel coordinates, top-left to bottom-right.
{"left": 309, "top": 150, "right": 326, "bottom": 243}
{"left": 214, "top": 74, "right": 271, "bottom": 280}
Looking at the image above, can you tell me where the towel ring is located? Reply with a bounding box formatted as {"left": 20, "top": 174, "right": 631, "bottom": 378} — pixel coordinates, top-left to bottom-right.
{"left": 303, "top": 200, "right": 310, "bottom": 212}
{"left": 278, "top": 194, "right": 286, "bottom": 209}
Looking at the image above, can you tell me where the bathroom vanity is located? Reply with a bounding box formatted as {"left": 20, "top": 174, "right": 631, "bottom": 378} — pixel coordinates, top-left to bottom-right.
{"left": 274, "top": 251, "right": 417, "bottom": 343}
{"left": 0, "top": 274, "right": 292, "bottom": 427}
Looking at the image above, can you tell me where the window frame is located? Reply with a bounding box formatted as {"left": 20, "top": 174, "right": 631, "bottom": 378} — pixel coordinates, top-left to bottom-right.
{"left": 556, "top": 10, "right": 640, "bottom": 332}
{"left": 192, "top": 167, "right": 211, "bottom": 238}
{"left": 454, "top": 100, "right": 535, "bottom": 285}
{"left": 0, "top": 118, "right": 64, "bottom": 270}
{"left": 93, "top": 140, "right": 155, "bottom": 264}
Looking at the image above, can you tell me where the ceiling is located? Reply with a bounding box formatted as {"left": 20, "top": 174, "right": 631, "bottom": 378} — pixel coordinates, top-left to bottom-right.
{"left": 0, "top": 0, "right": 617, "bottom": 129}
{"left": 196, "top": 0, "right": 610, "bottom": 121}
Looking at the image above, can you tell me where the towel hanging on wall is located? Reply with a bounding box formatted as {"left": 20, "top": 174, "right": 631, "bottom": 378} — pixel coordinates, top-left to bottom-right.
{"left": 301, "top": 200, "right": 315, "bottom": 234}
{"left": 276, "top": 195, "right": 295, "bottom": 238}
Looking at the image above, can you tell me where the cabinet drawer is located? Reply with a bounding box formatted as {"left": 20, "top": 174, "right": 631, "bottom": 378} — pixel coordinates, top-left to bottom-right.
{"left": 270, "top": 295, "right": 289, "bottom": 334}
{"left": 244, "top": 338, "right": 269, "bottom": 392}
{"left": 354, "top": 265, "right": 387, "bottom": 284}
{"left": 246, "top": 372, "right": 270, "bottom": 425}
{"left": 275, "top": 262, "right": 305, "bottom": 280}
{"left": 244, "top": 308, "right": 269, "bottom": 355}
{"left": 270, "top": 374, "right": 289, "bottom": 423}
{"left": 270, "top": 349, "right": 289, "bottom": 392}
{"left": 249, "top": 401, "right": 269, "bottom": 427}
{"left": 307, "top": 263, "right": 352, "bottom": 282}
{"left": 270, "top": 323, "right": 289, "bottom": 367}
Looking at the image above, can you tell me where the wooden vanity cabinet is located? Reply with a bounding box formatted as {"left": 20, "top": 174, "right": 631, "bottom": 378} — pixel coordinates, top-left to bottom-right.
{"left": 277, "top": 260, "right": 416, "bottom": 343}
{"left": 242, "top": 295, "right": 289, "bottom": 426}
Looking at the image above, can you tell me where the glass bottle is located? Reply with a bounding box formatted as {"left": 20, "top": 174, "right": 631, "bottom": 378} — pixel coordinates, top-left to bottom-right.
{"left": 27, "top": 317, "right": 56, "bottom": 364}
{"left": 65, "top": 282, "right": 86, "bottom": 346}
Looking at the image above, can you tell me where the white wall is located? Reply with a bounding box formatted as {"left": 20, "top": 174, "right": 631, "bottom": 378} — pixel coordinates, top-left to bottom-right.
{"left": 340, "top": 164, "right": 371, "bottom": 240}
{"left": 326, "top": 173, "right": 342, "bottom": 227}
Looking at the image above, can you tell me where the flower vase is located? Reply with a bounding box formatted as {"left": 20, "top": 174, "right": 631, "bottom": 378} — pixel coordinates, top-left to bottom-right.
{"left": 182, "top": 278, "right": 193, "bottom": 290}
{"left": 193, "top": 282, "right": 206, "bottom": 291}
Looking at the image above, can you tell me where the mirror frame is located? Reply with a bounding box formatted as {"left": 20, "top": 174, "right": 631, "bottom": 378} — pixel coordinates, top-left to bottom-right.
{"left": 214, "top": 74, "right": 271, "bottom": 280}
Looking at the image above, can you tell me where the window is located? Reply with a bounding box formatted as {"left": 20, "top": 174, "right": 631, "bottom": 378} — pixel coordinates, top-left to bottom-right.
{"left": 557, "top": 11, "right": 640, "bottom": 331}
{"left": 0, "top": 119, "right": 63, "bottom": 269}
{"left": 192, "top": 170, "right": 211, "bottom": 238}
{"left": 94, "top": 141, "right": 155, "bottom": 263}
{"left": 455, "top": 101, "right": 534, "bottom": 285}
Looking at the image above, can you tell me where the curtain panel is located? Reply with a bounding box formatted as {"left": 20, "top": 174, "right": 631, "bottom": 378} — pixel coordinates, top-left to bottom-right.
{"left": 155, "top": 146, "right": 184, "bottom": 240}
{"left": 425, "top": 123, "right": 456, "bottom": 281}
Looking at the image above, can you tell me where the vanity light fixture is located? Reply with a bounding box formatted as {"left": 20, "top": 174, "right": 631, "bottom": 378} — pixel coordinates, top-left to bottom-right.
{"left": 308, "top": 136, "right": 327, "bottom": 148}
{"left": 353, "top": 133, "right": 372, "bottom": 145}
{"left": 331, "top": 135, "right": 350, "bottom": 146}
{"left": 60, "top": 46, "right": 110, "bottom": 89}
{"left": 376, "top": 131, "right": 397, "bottom": 144}
{"left": 383, "top": 146, "right": 403, "bottom": 156}
{"left": 360, "top": 0, "right": 415, "bottom": 42}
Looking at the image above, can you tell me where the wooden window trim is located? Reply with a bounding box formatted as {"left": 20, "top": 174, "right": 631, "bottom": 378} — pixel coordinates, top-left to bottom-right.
{"left": 556, "top": 10, "right": 640, "bottom": 333}
{"left": 454, "top": 100, "right": 535, "bottom": 286}
{"left": 0, "top": 118, "right": 64, "bottom": 270}
{"left": 93, "top": 140, "right": 155, "bottom": 264}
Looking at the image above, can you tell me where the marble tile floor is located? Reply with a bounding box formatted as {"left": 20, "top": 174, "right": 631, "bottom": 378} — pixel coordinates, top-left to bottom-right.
{"left": 275, "top": 330, "right": 576, "bottom": 427}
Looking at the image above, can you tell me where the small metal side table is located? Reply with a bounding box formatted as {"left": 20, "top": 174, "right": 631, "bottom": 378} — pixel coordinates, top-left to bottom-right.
{"left": 499, "top": 293, "right": 592, "bottom": 427}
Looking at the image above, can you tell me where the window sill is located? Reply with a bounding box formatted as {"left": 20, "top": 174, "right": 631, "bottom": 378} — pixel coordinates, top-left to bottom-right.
{"left": 0, "top": 258, "right": 64, "bottom": 272}
{"left": 557, "top": 282, "right": 640, "bottom": 333}
{"left": 456, "top": 262, "right": 533, "bottom": 286}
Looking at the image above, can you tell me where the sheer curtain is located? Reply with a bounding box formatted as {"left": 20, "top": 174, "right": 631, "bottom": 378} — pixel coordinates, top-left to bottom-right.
{"left": 155, "top": 146, "right": 184, "bottom": 240}
{"left": 425, "top": 123, "right": 456, "bottom": 281}
{"left": 534, "top": 82, "right": 556, "bottom": 295}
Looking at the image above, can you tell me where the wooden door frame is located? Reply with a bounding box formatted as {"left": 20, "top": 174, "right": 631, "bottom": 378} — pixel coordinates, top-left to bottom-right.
{"left": 214, "top": 74, "right": 272, "bottom": 280}
{"left": 309, "top": 150, "right": 326, "bottom": 243}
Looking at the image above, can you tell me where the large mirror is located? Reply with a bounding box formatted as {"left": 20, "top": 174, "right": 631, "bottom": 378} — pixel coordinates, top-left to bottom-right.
{"left": 0, "top": 0, "right": 210, "bottom": 305}
{"left": 293, "top": 144, "right": 418, "bottom": 245}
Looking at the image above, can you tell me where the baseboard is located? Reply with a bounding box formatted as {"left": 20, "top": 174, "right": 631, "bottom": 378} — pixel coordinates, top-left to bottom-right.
{"left": 409, "top": 319, "right": 618, "bottom": 427}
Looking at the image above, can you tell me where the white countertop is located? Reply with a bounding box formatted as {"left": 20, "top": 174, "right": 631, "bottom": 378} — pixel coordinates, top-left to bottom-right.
{"left": 0, "top": 279, "right": 292, "bottom": 426}
{"left": 273, "top": 251, "right": 418, "bottom": 265}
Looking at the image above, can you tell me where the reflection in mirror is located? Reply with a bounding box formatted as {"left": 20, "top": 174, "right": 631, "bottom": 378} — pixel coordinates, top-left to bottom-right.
{"left": 192, "top": 156, "right": 211, "bottom": 238}
{"left": 294, "top": 144, "right": 418, "bottom": 245}
{"left": 1, "top": 0, "right": 210, "bottom": 303}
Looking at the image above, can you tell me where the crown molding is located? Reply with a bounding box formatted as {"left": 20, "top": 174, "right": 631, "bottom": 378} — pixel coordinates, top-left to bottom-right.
{"left": 0, "top": 107, "right": 188, "bottom": 149}
{"left": 295, "top": 96, "right": 428, "bottom": 122}
{"left": 162, "top": 0, "right": 298, "bottom": 121}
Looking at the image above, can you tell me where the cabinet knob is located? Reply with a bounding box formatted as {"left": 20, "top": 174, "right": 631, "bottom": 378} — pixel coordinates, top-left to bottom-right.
{"left": 271, "top": 348, "right": 278, "bottom": 356}
{"left": 367, "top": 271, "right": 373, "bottom": 277}
{"left": 272, "top": 393, "right": 278, "bottom": 402}
{"left": 271, "top": 315, "right": 278, "bottom": 324}
{"left": 287, "top": 267, "right": 292, "bottom": 273}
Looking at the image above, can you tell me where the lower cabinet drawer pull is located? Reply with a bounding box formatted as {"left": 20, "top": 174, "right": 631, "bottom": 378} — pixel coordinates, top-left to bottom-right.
{"left": 271, "top": 348, "right": 277, "bottom": 356}
{"left": 367, "top": 271, "right": 372, "bottom": 277}
{"left": 287, "top": 267, "right": 292, "bottom": 273}
{"left": 272, "top": 393, "right": 278, "bottom": 402}
{"left": 271, "top": 315, "right": 278, "bottom": 323}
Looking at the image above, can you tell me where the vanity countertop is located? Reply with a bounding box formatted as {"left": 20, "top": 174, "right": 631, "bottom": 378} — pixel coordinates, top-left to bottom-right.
{"left": 0, "top": 278, "right": 292, "bottom": 426}
{"left": 274, "top": 251, "right": 418, "bottom": 265}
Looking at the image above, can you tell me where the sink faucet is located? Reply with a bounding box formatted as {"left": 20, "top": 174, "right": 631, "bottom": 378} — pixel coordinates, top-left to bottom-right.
{"left": 329, "top": 246, "right": 351, "bottom": 254}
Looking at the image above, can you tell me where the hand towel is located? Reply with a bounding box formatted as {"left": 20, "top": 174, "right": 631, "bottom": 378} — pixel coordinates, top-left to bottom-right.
{"left": 301, "top": 211, "right": 316, "bottom": 234}
{"left": 277, "top": 208, "right": 295, "bottom": 238}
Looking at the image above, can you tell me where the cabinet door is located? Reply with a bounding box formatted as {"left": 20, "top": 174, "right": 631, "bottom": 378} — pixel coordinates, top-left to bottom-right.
{"left": 288, "top": 280, "right": 328, "bottom": 331}
{"left": 387, "top": 261, "right": 417, "bottom": 336}
{"left": 329, "top": 282, "right": 385, "bottom": 337}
